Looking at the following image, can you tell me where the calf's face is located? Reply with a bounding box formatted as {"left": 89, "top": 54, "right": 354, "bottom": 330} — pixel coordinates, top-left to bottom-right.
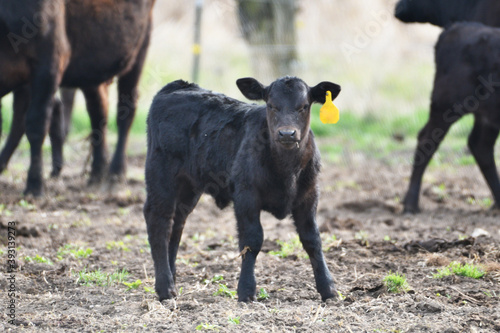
{"left": 236, "top": 77, "right": 340, "bottom": 150}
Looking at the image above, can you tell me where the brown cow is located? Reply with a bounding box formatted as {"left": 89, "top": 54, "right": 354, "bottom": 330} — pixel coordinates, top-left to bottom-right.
{"left": 0, "top": 0, "right": 155, "bottom": 196}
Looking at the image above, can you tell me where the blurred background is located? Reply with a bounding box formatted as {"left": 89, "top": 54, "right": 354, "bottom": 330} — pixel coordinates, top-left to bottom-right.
{"left": 2, "top": 0, "right": 495, "bottom": 185}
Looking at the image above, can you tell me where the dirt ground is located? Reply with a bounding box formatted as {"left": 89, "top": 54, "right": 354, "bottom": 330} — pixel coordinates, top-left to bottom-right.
{"left": 0, "top": 145, "right": 499, "bottom": 332}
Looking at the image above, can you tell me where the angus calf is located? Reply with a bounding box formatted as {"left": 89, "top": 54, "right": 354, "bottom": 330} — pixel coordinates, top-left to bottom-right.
{"left": 144, "top": 77, "right": 341, "bottom": 302}
{"left": 404, "top": 22, "right": 500, "bottom": 213}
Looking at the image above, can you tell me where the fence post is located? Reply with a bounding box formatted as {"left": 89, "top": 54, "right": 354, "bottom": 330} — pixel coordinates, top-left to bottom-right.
{"left": 192, "top": 0, "right": 204, "bottom": 83}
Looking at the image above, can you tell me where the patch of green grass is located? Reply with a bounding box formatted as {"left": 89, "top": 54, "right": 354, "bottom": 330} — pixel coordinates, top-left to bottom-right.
{"left": 106, "top": 240, "right": 130, "bottom": 252}
{"left": 143, "top": 286, "right": 155, "bottom": 294}
{"left": 123, "top": 279, "right": 142, "bottom": 291}
{"left": 383, "top": 272, "right": 410, "bottom": 293}
{"left": 355, "top": 230, "right": 370, "bottom": 247}
{"left": 431, "top": 183, "right": 448, "bottom": 201}
{"left": 195, "top": 323, "right": 219, "bottom": 331}
{"left": 466, "top": 197, "right": 493, "bottom": 209}
{"left": 213, "top": 283, "right": 237, "bottom": 299}
{"left": 18, "top": 199, "right": 36, "bottom": 211}
{"left": 57, "top": 244, "right": 93, "bottom": 260}
{"left": 257, "top": 288, "right": 270, "bottom": 301}
{"left": 24, "top": 254, "right": 53, "bottom": 265}
{"left": 228, "top": 316, "right": 240, "bottom": 325}
{"left": 0, "top": 204, "right": 13, "bottom": 217}
{"left": 204, "top": 274, "right": 224, "bottom": 285}
{"left": 269, "top": 235, "right": 308, "bottom": 259}
{"left": 433, "top": 262, "right": 485, "bottom": 279}
{"left": 76, "top": 268, "right": 130, "bottom": 287}
{"left": 313, "top": 108, "right": 480, "bottom": 165}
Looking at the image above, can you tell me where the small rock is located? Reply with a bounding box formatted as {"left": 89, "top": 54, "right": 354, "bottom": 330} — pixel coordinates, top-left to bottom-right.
{"left": 471, "top": 228, "right": 489, "bottom": 238}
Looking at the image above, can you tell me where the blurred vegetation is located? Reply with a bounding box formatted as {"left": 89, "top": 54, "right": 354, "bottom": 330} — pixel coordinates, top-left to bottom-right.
{"left": 0, "top": 94, "right": 486, "bottom": 168}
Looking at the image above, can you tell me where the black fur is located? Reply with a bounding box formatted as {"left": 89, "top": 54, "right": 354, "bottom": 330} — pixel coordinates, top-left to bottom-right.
{"left": 395, "top": 0, "right": 500, "bottom": 28}
{"left": 144, "top": 77, "right": 341, "bottom": 302}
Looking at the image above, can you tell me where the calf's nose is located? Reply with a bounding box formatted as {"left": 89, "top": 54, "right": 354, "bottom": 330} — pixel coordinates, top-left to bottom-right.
{"left": 279, "top": 129, "right": 296, "bottom": 141}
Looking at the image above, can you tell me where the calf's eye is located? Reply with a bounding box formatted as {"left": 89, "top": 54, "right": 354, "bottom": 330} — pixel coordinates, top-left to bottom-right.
{"left": 298, "top": 105, "right": 309, "bottom": 112}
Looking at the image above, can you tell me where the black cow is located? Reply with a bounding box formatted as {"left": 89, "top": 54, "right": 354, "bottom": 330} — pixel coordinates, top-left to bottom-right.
{"left": 404, "top": 22, "right": 500, "bottom": 213}
{"left": 0, "top": 0, "right": 154, "bottom": 196}
{"left": 144, "top": 77, "right": 341, "bottom": 302}
{"left": 395, "top": 0, "right": 500, "bottom": 27}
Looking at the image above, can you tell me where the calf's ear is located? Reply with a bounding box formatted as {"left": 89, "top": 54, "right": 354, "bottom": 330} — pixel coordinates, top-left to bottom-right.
{"left": 310, "top": 82, "right": 341, "bottom": 104}
{"left": 236, "top": 77, "right": 266, "bottom": 101}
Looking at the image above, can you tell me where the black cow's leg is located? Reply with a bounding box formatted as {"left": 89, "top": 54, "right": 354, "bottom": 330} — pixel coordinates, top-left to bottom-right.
{"left": 82, "top": 84, "right": 109, "bottom": 185}
{"left": 109, "top": 29, "right": 150, "bottom": 182}
{"left": 169, "top": 182, "right": 200, "bottom": 281}
{"left": 49, "top": 88, "right": 75, "bottom": 178}
{"left": 0, "top": 86, "right": 30, "bottom": 173}
{"left": 144, "top": 155, "right": 179, "bottom": 301}
{"left": 467, "top": 117, "right": 500, "bottom": 209}
{"left": 403, "top": 110, "right": 453, "bottom": 213}
{"left": 234, "top": 192, "right": 263, "bottom": 302}
{"left": 292, "top": 194, "right": 336, "bottom": 301}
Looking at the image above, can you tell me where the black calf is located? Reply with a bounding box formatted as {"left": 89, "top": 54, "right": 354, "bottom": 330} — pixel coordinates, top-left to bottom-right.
{"left": 144, "top": 77, "right": 341, "bottom": 302}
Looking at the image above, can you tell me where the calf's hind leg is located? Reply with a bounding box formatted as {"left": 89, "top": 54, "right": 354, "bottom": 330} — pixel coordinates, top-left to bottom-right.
{"left": 168, "top": 181, "right": 200, "bottom": 281}
{"left": 144, "top": 159, "right": 190, "bottom": 301}
{"left": 467, "top": 117, "right": 500, "bottom": 209}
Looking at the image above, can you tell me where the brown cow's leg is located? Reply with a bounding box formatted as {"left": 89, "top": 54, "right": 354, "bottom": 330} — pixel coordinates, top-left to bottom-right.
{"left": 49, "top": 88, "right": 76, "bottom": 177}
{"left": 81, "top": 84, "right": 109, "bottom": 185}
{"left": 109, "top": 29, "right": 151, "bottom": 182}
{"left": 403, "top": 105, "right": 454, "bottom": 213}
{"left": 0, "top": 87, "right": 30, "bottom": 173}
{"left": 467, "top": 117, "right": 500, "bottom": 209}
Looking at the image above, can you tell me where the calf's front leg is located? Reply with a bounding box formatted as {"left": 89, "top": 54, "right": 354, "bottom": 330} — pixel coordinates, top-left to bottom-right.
{"left": 234, "top": 192, "right": 263, "bottom": 302}
{"left": 292, "top": 196, "right": 337, "bottom": 301}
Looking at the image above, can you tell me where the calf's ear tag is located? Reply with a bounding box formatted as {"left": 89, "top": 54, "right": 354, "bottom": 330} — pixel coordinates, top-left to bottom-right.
{"left": 320, "top": 91, "right": 339, "bottom": 124}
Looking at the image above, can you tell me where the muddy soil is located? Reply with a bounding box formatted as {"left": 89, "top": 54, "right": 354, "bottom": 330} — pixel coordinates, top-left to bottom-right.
{"left": 0, "top": 144, "right": 499, "bottom": 332}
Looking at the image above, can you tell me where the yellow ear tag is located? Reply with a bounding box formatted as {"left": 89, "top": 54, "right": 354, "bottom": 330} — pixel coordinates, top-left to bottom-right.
{"left": 320, "top": 91, "right": 339, "bottom": 124}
